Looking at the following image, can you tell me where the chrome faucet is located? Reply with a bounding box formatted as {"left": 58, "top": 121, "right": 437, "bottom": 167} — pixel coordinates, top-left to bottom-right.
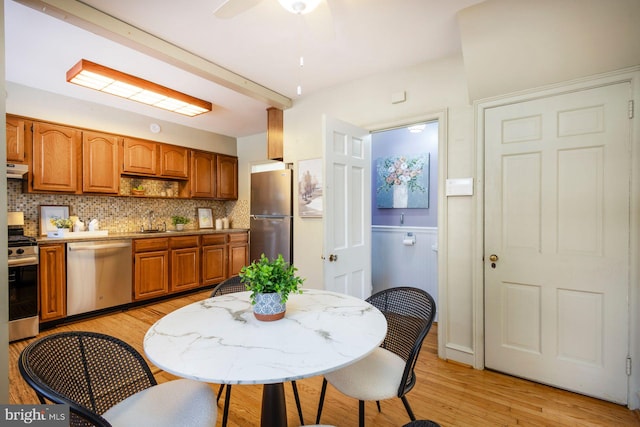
{"left": 147, "top": 210, "right": 154, "bottom": 231}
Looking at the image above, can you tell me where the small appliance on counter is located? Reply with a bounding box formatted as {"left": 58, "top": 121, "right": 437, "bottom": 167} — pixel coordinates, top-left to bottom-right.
{"left": 7, "top": 211, "right": 39, "bottom": 342}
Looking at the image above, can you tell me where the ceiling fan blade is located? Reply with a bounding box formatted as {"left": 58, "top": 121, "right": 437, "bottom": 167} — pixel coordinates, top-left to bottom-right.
{"left": 213, "top": 0, "right": 263, "bottom": 19}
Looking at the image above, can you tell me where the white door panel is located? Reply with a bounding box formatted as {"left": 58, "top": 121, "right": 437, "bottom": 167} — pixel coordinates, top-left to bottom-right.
{"left": 323, "top": 116, "right": 371, "bottom": 299}
{"left": 484, "top": 82, "right": 630, "bottom": 403}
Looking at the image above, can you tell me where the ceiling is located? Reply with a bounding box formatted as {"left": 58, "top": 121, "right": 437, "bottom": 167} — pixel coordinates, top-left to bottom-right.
{"left": 5, "top": 0, "right": 484, "bottom": 138}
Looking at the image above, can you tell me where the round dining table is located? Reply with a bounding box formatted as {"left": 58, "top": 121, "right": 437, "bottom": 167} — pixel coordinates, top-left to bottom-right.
{"left": 144, "top": 288, "right": 387, "bottom": 427}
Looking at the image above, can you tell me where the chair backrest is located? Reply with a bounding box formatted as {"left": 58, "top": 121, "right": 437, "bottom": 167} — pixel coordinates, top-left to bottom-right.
{"left": 18, "top": 331, "right": 157, "bottom": 427}
{"left": 210, "top": 275, "right": 246, "bottom": 297}
{"left": 366, "top": 287, "right": 436, "bottom": 398}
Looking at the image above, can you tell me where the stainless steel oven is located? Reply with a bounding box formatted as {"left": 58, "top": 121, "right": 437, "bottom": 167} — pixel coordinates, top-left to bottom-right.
{"left": 8, "top": 213, "right": 39, "bottom": 341}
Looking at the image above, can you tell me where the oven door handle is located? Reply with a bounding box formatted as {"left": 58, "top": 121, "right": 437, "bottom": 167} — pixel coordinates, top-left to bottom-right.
{"left": 8, "top": 256, "right": 38, "bottom": 267}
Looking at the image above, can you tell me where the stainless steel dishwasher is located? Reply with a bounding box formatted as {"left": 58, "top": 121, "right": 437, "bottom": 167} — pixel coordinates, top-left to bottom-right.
{"left": 66, "top": 240, "right": 132, "bottom": 316}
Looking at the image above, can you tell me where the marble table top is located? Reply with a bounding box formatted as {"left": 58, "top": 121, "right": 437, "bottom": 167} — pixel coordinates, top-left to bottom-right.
{"left": 144, "top": 289, "right": 387, "bottom": 385}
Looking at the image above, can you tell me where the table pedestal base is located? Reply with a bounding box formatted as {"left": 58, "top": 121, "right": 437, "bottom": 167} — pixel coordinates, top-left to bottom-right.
{"left": 261, "top": 383, "right": 287, "bottom": 427}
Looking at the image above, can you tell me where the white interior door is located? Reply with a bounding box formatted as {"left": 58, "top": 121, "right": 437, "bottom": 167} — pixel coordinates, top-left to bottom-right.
{"left": 484, "top": 82, "right": 631, "bottom": 403}
{"left": 323, "top": 115, "right": 372, "bottom": 299}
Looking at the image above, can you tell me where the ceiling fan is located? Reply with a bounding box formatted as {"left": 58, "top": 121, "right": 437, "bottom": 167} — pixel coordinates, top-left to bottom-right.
{"left": 213, "top": 0, "right": 334, "bottom": 42}
{"left": 214, "top": 0, "right": 322, "bottom": 19}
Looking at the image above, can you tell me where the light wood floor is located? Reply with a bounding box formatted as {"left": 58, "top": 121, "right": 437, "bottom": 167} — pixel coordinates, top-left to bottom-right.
{"left": 9, "top": 290, "right": 640, "bottom": 426}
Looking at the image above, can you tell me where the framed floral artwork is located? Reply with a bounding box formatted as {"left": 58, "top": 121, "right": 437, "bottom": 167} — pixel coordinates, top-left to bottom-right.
{"left": 197, "top": 208, "right": 214, "bottom": 229}
{"left": 40, "top": 205, "right": 70, "bottom": 235}
{"left": 376, "top": 153, "right": 429, "bottom": 208}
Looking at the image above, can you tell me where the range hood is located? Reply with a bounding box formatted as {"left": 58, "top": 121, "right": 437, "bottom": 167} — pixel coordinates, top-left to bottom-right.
{"left": 6, "top": 163, "right": 28, "bottom": 179}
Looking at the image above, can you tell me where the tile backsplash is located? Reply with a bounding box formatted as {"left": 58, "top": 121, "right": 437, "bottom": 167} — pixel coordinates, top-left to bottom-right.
{"left": 7, "top": 180, "right": 249, "bottom": 236}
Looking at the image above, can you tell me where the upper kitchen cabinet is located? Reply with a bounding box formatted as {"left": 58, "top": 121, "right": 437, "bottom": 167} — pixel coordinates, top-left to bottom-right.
{"left": 31, "top": 122, "right": 81, "bottom": 193}
{"left": 122, "top": 137, "right": 158, "bottom": 176}
{"left": 159, "top": 144, "right": 189, "bottom": 179}
{"left": 6, "top": 115, "right": 28, "bottom": 163}
{"left": 216, "top": 154, "right": 238, "bottom": 200}
{"left": 82, "top": 131, "right": 121, "bottom": 194}
{"left": 190, "top": 150, "right": 215, "bottom": 198}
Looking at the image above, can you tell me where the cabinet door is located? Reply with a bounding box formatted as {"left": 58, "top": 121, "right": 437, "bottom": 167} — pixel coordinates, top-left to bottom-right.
{"left": 216, "top": 154, "right": 238, "bottom": 200}
{"left": 228, "top": 233, "right": 249, "bottom": 277}
{"left": 134, "top": 250, "right": 169, "bottom": 300}
{"left": 32, "top": 122, "right": 81, "bottom": 192}
{"left": 123, "top": 137, "right": 158, "bottom": 176}
{"left": 202, "top": 244, "right": 227, "bottom": 285}
{"left": 191, "top": 150, "right": 215, "bottom": 198}
{"left": 160, "top": 144, "right": 189, "bottom": 179}
{"left": 83, "top": 131, "right": 120, "bottom": 194}
{"left": 6, "top": 115, "right": 26, "bottom": 163}
{"left": 171, "top": 247, "right": 200, "bottom": 291}
{"left": 39, "top": 244, "right": 66, "bottom": 321}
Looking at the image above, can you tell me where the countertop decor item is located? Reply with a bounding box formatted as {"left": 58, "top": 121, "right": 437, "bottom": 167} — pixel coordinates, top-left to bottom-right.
{"left": 197, "top": 208, "right": 213, "bottom": 229}
{"left": 40, "top": 205, "right": 70, "bottom": 236}
{"left": 239, "top": 253, "right": 305, "bottom": 321}
{"left": 171, "top": 215, "right": 190, "bottom": 231}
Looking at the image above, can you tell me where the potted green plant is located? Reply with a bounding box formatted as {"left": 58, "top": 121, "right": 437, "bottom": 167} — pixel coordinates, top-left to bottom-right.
{"left": 171, "top": 215, "right": 190, "bottom": 231}
{"left": 239, "top": 253, "right": 305, "bottom": 321}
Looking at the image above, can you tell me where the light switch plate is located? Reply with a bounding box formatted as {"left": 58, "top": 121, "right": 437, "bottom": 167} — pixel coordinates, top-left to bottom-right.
{"left": 446, "top": 178, "right": 474, "bottom": 196}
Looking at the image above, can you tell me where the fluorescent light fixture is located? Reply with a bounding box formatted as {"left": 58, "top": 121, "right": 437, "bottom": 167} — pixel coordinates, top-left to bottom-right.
{"left": 66, "top": 59, "right": 212, "bottom": 117}
{"left": 278, "top": 0, "right": 321, "bottom": 14}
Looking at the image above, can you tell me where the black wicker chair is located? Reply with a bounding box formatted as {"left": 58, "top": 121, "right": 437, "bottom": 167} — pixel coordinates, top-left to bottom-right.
{"left": 18, "top": 331, "right": 217, "bottom": 427}
{"left": 316, "top": 287, "right": 436, "bottom": 427}
{"left": 210, "top": 275, "right": 305, "bottom": 426}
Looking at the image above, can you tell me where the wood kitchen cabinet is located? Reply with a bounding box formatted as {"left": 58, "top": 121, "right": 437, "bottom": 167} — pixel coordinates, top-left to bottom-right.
{"left": 228, "top": 232, "right": 249, "bottom": 277}
{"left": 201, "top": 234, "right": 227, "bottom": 285}
{"left": 122, "top": 137, "right": 158, "bottom": 176}
{"left": 39, "top": 243, "right": 66, "bottom": 321}
{"left": 160, "top": 144, "right": 189, "bottom": 179}
{"left": 267, "top": 107, "right": 283, "bottom": 161}
{"left": 82, "top": 131, "right": 121, "bottom": 194}
{"left": 31, "top": 121, "right": 82, "bottom": 193}
{"left": 216, "top": 154, "right": 238, "bottom": 200}
{"left": 6, "top": 115, "right": 27, "bottom": 163}
{"left": 190, "top": 150, "right": 215, "bottom": 198}
{"left": 133, "top": 238, "right": 169, "bottom": 301}
{"left": 170, "top": 236, "right": 200, "bottom": 292}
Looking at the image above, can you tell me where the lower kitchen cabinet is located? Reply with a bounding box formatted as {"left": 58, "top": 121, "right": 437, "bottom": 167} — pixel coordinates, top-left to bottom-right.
{"left": 170, "top": 236, "right": 200, "bottom": 292}
{"left": 39, "top": 243, "right": 66, "bottom": 321}
{"left": 202, "top": 234, "right": 227, "bottom": 285}
{"left": 133, "top": 238, "right": 169, "bottom": 301}
{"left": 228, "top": 233, "right": 249, "bottom": 277}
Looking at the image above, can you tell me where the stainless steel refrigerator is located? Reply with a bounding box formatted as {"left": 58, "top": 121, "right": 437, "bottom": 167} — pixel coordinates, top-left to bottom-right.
{"left": 250, "top": 169, "right": 293, "bottom": 263}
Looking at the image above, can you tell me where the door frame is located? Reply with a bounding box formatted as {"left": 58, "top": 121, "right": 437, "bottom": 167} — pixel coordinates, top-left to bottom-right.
{"left": 473, "top": 67, "right": 640, "bottom": 408}
{"left": 369, "top": 109, "right": 448, "bottom": 355}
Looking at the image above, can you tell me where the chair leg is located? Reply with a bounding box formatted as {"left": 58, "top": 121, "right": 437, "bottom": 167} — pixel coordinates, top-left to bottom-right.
{"left": 221, "top": 384, "right": 232, "bottom": 427}
{"left": 216, "top": 384, "right": 224, "bottom": 404}
{"left": 359, "top": 400, "right": 365, "bottom": 427}
{"left": 376, "top": 400, "right": 381, "bottom": 412}
{"left": 401, "top": 395, "right": 416, "bottom": 421}
{"left": 291, "top": 380, "right": 304, "bottom": 425}
{"left": 315, "top": 378, "right": 328, "bottom": 424}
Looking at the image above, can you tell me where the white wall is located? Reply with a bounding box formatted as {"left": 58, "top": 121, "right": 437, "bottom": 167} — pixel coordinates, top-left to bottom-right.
{"left": 0, "top": 0, "right": 8, "bottom": 404}
{"left": 281, "top": 55, "right": 477, "bottom": 363}
{"left": 458, "top": 0, "right": 640, "bottom": 101}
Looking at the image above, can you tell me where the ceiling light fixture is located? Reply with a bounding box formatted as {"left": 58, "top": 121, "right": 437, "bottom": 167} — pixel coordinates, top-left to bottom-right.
{"left": 278, "top": 0, "right": 321, "bottom": 15}
{"left": 408, "top": 124, "right": 426, "bottom": 133}
{"left": 66, "top": 59, "right": 212, "bottom": 117}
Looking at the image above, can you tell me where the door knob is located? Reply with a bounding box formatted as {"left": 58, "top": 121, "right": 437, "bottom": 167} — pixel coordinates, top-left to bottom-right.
{"left": 489, "top": 254, "right": 499, "bottom": 262}
{"left": 329, "top": 254, "right": 338, "bottom": 262}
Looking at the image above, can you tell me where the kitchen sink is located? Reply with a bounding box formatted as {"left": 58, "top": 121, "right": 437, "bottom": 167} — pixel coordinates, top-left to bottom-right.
{"left": 137, "top": 229, "right": 166, "bottom": 234}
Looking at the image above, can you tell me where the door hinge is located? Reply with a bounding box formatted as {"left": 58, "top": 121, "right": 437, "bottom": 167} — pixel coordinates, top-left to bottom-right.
{"left": 626, "top": 357, "right": 632, "bottom": 376}
{"left": 629, "top": 100, "right": 634, "bottom": 119}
